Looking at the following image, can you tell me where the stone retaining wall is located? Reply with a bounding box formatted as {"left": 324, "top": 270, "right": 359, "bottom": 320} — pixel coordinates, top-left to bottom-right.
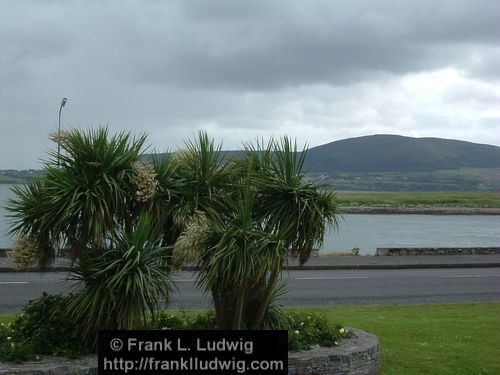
{"left": 340, "top": 206, "right": 500, "bottom": 215}
{"left": 0, "top": 329, "right": 380, "bottom": 375}
{"left": 0, "top": 356, "right": 98, "bottom": 375}
{"left": 376, "top": 247, "right": 500, "bottom": 256}
{"left": 288, "top": 328, "right": 380, "bottom": 375}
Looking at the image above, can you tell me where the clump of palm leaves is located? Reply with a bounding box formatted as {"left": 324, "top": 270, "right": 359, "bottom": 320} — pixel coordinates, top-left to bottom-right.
{"left": 66, "top": 215, "right": 172, "bottom": 347}
{"left": 7, "top": 128, "right": 147, "bottom": 264}
{"left": 7, "top": 128, "right": 174, "bottom": 343}
{"left": 173, "top": 132, "right": 339, "bottom": 330}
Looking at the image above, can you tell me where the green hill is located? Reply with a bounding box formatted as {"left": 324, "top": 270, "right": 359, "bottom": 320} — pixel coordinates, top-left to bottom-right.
{"left": 305, "top": 134, "right": 500, "bottom": 173}
{"left": 143, "top": 134, "right": 500, "bottom": 174}
{"left": 3, "top": 135, "right": 500, "bottom": 191}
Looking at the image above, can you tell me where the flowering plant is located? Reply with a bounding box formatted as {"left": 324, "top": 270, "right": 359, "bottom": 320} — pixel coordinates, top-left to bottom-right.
{"left": 287, "top": 311, "right": 351, "bottom": 351}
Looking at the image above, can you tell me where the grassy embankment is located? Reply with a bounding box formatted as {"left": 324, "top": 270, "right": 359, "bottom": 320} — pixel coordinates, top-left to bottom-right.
{"left": 336, "top": 191, "right": 500, "bottom": 208}
{"left": 1, "top": 302, "right": 498, "bottom": 374}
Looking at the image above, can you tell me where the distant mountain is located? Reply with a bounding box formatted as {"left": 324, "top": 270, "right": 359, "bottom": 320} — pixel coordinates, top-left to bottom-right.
{"left": 304, "top": 135, "right": 500, "bottom": 173}
{"left": 143, "top": 134, "right": 500, "bottom": 174}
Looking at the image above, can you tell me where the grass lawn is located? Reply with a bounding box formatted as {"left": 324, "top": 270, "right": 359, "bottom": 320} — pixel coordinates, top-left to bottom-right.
{"left": 1, "top": 302, "right": 499, "bottom": 374}
{"left": 0, "top": 315, "right": 16, "bottom": 325}
{"left": 336, "top": 191, "right": 500, "bottom": 208}
{"left": 296, "top": 303, "right": 500, "bottom": 375}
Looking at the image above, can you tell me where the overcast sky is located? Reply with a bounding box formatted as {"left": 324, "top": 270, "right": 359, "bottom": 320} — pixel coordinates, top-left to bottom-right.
{"left": 1, "top": 0, "right": 499, "bottom": 169}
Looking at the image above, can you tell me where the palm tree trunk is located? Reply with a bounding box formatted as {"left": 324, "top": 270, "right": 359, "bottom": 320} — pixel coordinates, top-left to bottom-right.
{"left": 232, "top": 290, "right": 245, "bottom": 330}
{"left": 252, "top": 264, "right": 279, "bottom": 329}
{"left": 212, "top": 288, "right": 226, "bottom": 329}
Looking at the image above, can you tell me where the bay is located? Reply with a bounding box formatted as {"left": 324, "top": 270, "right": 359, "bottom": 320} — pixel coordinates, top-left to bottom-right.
{"left": 0, "top": 183, "right": 17, "bottom": 248}
{"left": 1, "top": 184, "right": 499, "bottom": 254}
{"left": 321, "top": 213, "right": 500, "bottom": 255}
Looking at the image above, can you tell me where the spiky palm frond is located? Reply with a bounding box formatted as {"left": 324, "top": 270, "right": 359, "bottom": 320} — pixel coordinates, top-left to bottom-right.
{"left": 250, "top": 137, "right": 340, "bottom": 264}
{"left": 65, "top": 214, "right": 172, "bottom": 347}
{"left": 173, "top": 131, "right": 231, "bottom": 218}
{"left": 6, "top": 127, "right": 147, "bottom": 264}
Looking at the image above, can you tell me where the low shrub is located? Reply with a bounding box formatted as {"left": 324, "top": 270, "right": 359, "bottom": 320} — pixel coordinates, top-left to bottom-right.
{"left": 0, "top": 293, "right": 89, "bottom": 363}
{"left": 351, "top": 247, "right": 361, "bottom": 256}
{"left": 152, "top": 310, "right": 217, "bottom": 330}
{"left": 287, "top": 311, "right": 351, "bottom": 351}
{"left": 153, "top": 310, "right": 349, "bottom": 351}
{"left": 1, "top": 306, "right": 349, "bottom": 364}
{"left": 0, "top": 322, "right": 34, "bottom": 363}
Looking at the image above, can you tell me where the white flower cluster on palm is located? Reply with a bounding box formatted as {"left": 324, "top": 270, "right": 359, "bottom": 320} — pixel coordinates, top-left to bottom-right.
{"left": 8, "top": 235, "right": 40, "bottom": 271}
{"left": 132, "top": 161, "right": 158, "bottom": 202}
{"left": 48, "top": 129, "right": 71, "bottom": 145}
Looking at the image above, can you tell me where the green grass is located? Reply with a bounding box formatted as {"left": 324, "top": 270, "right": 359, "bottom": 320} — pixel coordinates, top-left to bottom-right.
{"left": 336, "top": 191, "right": 500, "bottom": 208}
{"left": 0, "top": 315, "right": 16, "bottom": 325}
{"left": 2, "top": 302, "right": 499, "bottom": 374}
{"left": 295, "top": 303, "right": 500, "bottom": 375}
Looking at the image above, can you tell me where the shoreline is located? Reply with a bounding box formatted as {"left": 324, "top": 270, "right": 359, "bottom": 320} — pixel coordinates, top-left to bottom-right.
{"left": 339, "top": 205, "right": 500, "bottom": 215}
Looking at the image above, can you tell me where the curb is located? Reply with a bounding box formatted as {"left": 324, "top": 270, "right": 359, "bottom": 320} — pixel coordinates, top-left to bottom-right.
{"left": 1, "top": 263, "right": 500, "bottom": 273}
{"left": 284, "top": 263, "right": 500, "bottom": 270}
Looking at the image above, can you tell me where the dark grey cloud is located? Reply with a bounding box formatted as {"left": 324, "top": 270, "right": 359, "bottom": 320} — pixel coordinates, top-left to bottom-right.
{"left": 1, "top": 0, "right": 499, "bottom": 169}
{"left": 130, "top": 0, "right": 500, "bottom": 90}
{"left": 2, "top": 0, "right": 498, "bottom": 91}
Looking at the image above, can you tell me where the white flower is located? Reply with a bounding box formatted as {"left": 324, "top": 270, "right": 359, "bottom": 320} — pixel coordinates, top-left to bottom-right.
{"left": 294, "top": 330, "right": 300, "bottom": 335}
{"left": 300, "top": 322, "right": 304, "bottom": 326}
{"left": 48, "top": 129, "right": 71, "bottom": 145}
{"left": 132, "top": 162, "right": 158, "bottom": 202}
{"left": 334, "top": 341, "right": 339, "bottom": 345}
{"left": 339, "top": 328, "right": 345, "bottom": 334}
{"left": 8, "top": 235, "right": 40, "bottom": 271}
{"left": 6, "top": 336, "right": 12, "bottom": 341}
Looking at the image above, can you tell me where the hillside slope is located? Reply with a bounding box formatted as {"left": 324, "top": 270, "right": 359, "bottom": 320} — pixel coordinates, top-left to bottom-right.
{"left": 305, "top": 134, "right": 500, "bottom": 173}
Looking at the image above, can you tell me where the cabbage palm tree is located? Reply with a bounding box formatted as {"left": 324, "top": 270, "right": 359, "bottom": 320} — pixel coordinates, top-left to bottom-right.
{"left": 174, "top": 133, "right": 339, "bottom": 329}
{"left": 170, "top": 131, "right": 235, "bottom": 326}
{"left": 7, "top": 128, "right": 174, "bottom": 342}
{"left": 7, "top": 128, "right": 146, "bottom": 265}
{"left": 175, "top": 183, "right": 290, "bottom": 329}
{"left": 246, "top": 137, "right": 339, "bottom": 328}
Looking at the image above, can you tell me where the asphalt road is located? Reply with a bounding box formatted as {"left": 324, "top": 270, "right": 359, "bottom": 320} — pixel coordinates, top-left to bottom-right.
{"left": 1, "top": 268, "right": 499, "bottom": 314}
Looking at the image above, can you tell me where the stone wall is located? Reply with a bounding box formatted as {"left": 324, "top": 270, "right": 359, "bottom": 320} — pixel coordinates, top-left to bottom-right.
{"left": 288, "top": 328, "right": 381, "bottom": 375}
{"left": 1, "top": 329, "right": 380, "bottom": 375}
{"left": 376, "top": 247, "right": 500, "bottom": 256}
{"left": 0, "top": 356, "right": 98, "bottom": 375}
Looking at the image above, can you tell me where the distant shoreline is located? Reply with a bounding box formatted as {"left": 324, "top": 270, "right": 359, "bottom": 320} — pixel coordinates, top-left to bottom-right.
{"left": 339, "top": 205, "right": 500, "bottom": 215}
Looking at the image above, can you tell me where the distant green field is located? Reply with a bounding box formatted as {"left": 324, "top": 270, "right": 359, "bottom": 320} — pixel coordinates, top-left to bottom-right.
{"left": 336, "top": 191, "right": 500, "bottom": 208}
{"left": 314, "top": 167, "right": 500, "bottom": 191}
